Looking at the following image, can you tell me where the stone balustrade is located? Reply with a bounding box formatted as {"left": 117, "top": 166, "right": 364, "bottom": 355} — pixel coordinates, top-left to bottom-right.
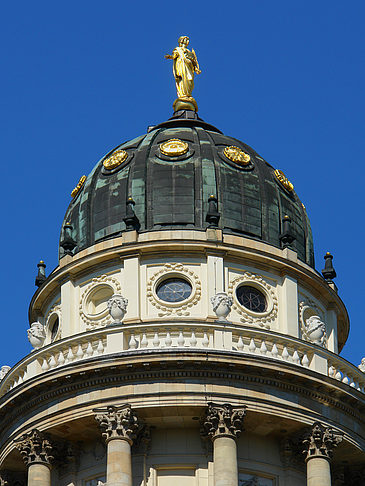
{"left": 1, "top": 322, "right": 364, "bottom": 396}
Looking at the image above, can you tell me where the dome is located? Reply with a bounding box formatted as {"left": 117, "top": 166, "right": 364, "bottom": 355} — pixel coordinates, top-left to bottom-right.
{"left": 60, "top": 111, "right": 314, "bottom": 267}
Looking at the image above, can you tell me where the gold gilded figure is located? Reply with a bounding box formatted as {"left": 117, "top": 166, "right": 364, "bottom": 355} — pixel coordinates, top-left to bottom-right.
{"left": 165, "top": 36, "right": 201, "bottom": 112}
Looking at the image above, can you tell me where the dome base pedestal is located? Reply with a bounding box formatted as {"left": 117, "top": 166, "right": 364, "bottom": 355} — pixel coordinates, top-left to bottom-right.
{"left": 173, "top": 97, "right": 198, "bottom": 112}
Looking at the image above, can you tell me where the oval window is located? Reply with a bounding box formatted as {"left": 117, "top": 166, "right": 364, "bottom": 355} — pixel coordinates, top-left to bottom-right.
{"left": 236, "top": 285, "right": 267, "bottom": 313}
{"left": 156, "top": 278, "right": 192, "bottom": 303}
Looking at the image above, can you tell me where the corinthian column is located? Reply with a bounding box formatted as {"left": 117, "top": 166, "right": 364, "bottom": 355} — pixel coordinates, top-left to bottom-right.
{"left": 303, "top": 422, "right": 343, "bottom": 486}
{"left": 94, "top": 404, "right": 140, "bottom": 486}
{"left": 15, "top": 429, "right": 53, "bottom": 486}
{"left": 202, "top": 403, "right": 246, "bottom": 486}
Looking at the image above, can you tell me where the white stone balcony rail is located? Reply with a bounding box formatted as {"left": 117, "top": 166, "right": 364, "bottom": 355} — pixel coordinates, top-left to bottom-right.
{"left": 1, "top": 321, "right": 364, "bottom": 396}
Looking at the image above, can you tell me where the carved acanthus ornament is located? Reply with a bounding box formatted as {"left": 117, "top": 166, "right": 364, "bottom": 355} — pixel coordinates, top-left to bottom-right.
{"left": 0, "top": 472, "right": 9, "bottom": 486}
{"left": 14, "top": 429, "right": 54, "bottom": 466}
{"left": 94, "top": 405, "right": 139, "bottom": 445}
{"left": 202, "top": 403, "right": 246, "bottom": 441}
{"left": 302, "top": 422, "right": 343, "bottom": 461}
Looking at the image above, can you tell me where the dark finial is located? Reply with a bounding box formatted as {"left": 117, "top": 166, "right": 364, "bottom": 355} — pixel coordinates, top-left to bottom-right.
{"left": 60, "top": 222, "right": 77, "bottom": 256}
{"left": 279, "top": 215, "right": 296, "bottom": 249}
{"left": 35, "top": 260, "right": 47, "bottom": 287}
{"left": 123, "top": 197, "right": 140, "bottom": 231}
{"left": 205, "top": 195, "right": 220, "bottom": 228}
{"left": 322, "top": 252, "right": 337, "bottom": 281}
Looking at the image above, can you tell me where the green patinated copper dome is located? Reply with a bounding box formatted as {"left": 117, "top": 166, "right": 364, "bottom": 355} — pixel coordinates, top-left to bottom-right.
{"left": 60, "top": 112, "right": 314, "bottom": 267}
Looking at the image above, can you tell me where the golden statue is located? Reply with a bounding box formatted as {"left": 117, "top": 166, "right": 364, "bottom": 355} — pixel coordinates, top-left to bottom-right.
{"left": 165, "top": 36, "right": 201, "bottom": 112}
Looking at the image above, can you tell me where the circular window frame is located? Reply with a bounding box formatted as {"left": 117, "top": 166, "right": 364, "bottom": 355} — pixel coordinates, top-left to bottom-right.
{"left": 228, "top": 272, "right": 278, "bottom": 328}
{"left": 154, "top": 274, "right": 193, "bottom": 306}
{"left": 80, "top": 275, "right": 122, "bottom": 329}
{"left": 147, "top": 263, "right": 201, "bottom": 316}
{"left": 235, "top": 284, "right": 268, "bottom": 315}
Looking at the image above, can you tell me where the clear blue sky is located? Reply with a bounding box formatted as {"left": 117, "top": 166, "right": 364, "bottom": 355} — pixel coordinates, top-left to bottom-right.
{"left": 1, "top": 1, "right": 364, "bottom": 367}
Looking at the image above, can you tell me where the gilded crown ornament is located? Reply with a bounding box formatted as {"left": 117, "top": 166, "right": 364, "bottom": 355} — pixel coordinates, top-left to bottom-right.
{"left": 224, "top": 146, "right": 251, "bottom": 166}
{"left": 160, "top": 139, "right": 189, "bottom": 157}
{"left": 165, "top": 36, "right": 201, "bottom": 112}
{"left": 103, "top": 149, "right": 128, "bottom": 170}
{"left": 274, "top": 169, "right": 294, "bottom": 192}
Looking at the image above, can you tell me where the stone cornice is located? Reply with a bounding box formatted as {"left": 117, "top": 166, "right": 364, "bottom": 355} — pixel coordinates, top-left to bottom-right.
{"left": 1, "top": 352, "right": 364, "bottom": 424}
{"left": 0, "top": 353, "right": 363, "bottom": 458}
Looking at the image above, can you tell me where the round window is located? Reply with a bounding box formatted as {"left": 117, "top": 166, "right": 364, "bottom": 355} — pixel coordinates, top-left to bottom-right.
{"left": 236, "top": 285, "right": 267, "bottom": 313}
{"left": 156, "top": 278, "right": 192, "bottom": 303}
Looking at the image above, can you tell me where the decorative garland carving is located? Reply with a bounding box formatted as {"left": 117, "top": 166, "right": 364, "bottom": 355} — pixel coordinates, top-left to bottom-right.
{"left": 228, "top": 272, "right": 278, "bottom": 328}
{"left": 46, "top": 303, "right": 62, "bottom": 342}
{"left": 299, "top": 300, "right": 327, "bottom": 348}
{"left": 80, "top": 275, "right": 122, "bottom": 329}
{"left": 147, "top": 263, "right": 201, "bottom": 317}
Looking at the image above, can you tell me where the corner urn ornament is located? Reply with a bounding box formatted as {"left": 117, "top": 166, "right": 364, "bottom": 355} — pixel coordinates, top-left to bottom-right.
{"left": 27, "top": 322, "right": 46, "bottom": 350}
{"left": 211, "top": 292, "right": 233, "bottom": 322}
{"left": 107, "top": 294, "right": 128, "bottom": 324}
{"left": 304, "top": 315, "right": 326, "bottom": 346}
{"left": 165, "top": 36, "right": 201, "bottom": 112}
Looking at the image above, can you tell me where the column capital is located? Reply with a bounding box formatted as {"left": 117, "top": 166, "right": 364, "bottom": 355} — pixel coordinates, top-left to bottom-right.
{"left": 94, "top": 404, "right": 139, "bottom": 445}
{"left": 14, "top": 429, "right": 54, "bottom": 467}
{"left": 201, "top": 402, "right": 246, "bottom": 441}
{"left": 303, "top": 422, "right": 343, "bottom": 462}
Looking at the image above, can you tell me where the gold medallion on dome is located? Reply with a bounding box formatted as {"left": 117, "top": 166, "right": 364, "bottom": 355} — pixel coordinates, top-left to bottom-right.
{"left": 160, "top": 139, "right": 189, "bottom": 157}
{"left": 223, "top": 146, "right": 251, "bottom": 166}
{"left": 103, "top": 149, "right": 128, "bottom": 170}
{"left": 71, "top": 175, "right": 87, "bottom": 198}
{"left": 274, "top": 169, "right": 294, "bottom": 192}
